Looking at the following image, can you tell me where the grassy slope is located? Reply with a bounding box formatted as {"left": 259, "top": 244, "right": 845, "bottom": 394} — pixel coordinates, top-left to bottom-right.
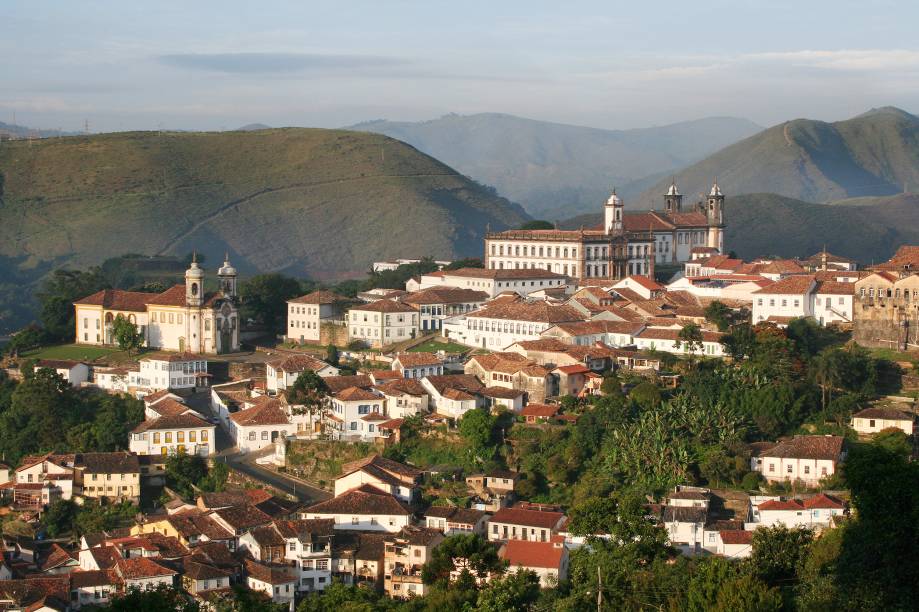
{"left": 634, "top": 107, "right": 919, "bottom": 209}
{"left": 0, "top": 128, "right": 528, "bottom": 282}
{"left": 348, "top": 113, "right": 761, "bottom": 219}
{"left": 562, "top": 192, "right": 919, "bottom": 264}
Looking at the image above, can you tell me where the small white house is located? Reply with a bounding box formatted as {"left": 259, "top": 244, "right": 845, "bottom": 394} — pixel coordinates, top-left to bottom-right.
{"left": 302, "top": 485, "right": 412, "bottom": 532}
{"left": 348, "top": 300, "right": 418, "bottom": 348}
{"left": 266, "top": 354, "right": 339, "bottom": 394}
{"left": 391, "top": 353, "right": 444, "bottom": 379}
{"left": 851, "top": 407, "right": 915, "bottom": 436}
{"left": 229, "top": 396, "right": 295, "bottom": 453}
{"left": 752, "top": 493, "right": 846, "bottom": 529}
{"left": 245, "top": 559, "right": 297, "bottom": 605}
{"left": 36, "top": 359, "right": 90, "bottom": 386}
{"left": 753, "top": 436, "right": 846, "bottom": 486}
{"left": 132, "top": 352, "right": 210, "bottom": 392}
{"left": 500, "top": 539, "right": 569, "bottom": 587}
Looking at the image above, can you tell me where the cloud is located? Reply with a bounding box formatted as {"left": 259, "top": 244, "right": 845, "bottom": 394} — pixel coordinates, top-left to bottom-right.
{"left": 743, "top": 49, "right": 919, "bottom": 73}
{"left": 158, "top": 52, "right": 406, "bottom": 74}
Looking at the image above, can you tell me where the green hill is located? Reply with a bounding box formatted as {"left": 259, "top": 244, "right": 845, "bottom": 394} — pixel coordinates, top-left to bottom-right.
{"left": 635, "top": 106, "right": 919, "bottom": 208}
{"left": 0, "top": 128, "right": 527, "bottom": 280}
{"left": 347, "top": 113, "right": 761, "bottom": 219}
{"left": 563, "top": 192, "right": 919, "bottom": 264}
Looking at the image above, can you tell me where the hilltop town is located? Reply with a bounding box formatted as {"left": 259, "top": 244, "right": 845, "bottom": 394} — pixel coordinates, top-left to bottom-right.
{"left": 0, "top": 183, "right": 915, "bottom": 610}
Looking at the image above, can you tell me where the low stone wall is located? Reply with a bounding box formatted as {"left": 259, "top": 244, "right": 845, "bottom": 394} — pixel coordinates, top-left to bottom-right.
{"left": 320, "top": 322, "right": 348, "bottom": 346}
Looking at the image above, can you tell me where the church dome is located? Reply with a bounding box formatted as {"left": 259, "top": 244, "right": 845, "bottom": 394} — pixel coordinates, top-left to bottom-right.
{"left": 666, "top": 179, "right": 680, "bottom": 196}
{"left": 218, "top": 254, "right": 237, "bottom": 277}
{"left": 606, "top": 190, "right": 623, "bottom": 206}
{"left": 710, "top": 181, "right": 723, "bottom": 197}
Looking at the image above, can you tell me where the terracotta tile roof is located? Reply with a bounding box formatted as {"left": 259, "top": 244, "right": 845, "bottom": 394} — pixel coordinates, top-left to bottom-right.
{"left": 144, "top": 284, "right": 189, "bottom": 307}
{"left": 509, "top": 338, "right": 573, "bottom": 352}
{"left": 719, "top": 530, "right": 753, "bottom": 545}
{"left": 393, "top": 352, "right": 443, "bottom": 368}
{"left": 622, "top": 211, "right": 675, "bottom": 231}
{"left": 758, "top": 499, "right": 804, "bottom": 511}
{"left": 115, "top": 557, "right": 177, "bottom": 580}
{"left": 636, "top": 327, "right": 723, "bottom": 343}
{"left": 36, "top": 359, "right": 84, "bottom": 370}
{"left": 39, "top": 544, "right": 75, "bottom": 572}
{"left": 188, "top": 541, "right": 237, "bottom": 568}
{"left": 132, "top": 412, "right": 211, "bottom": 433}
{"left": 802, "top": 493, "right": 845, "bottom": 510}
{"left": 555, "top": 364, "right": 591, "bottom": 375}
{"left": 305, "top": 484, "right": 412, "bottom": 516}
{"left": 247, "top": 525, "right": 285, "bottom": 548}
{"left": 482, "top": 386, "right": 525, "bottom": 399}
{"left": 73, "top": 289, "right": 150, "bottom": 312}
{"left": 272, "top": 518, "right": 335, "bottom": 540}
{"left": 244, "top": 559, "right": 296, "bottom": 585}
{"left": 389, "top": 525, "right": 444, "bottom": 546}
{"left": 0, "top": 576, "right": 71, "bottom": 609}
{"left": 402, "top": 288, "right": 489, "bottom": 305}
{"left": 762, "top": 435, "right": 845, "bottom": 460}
{"left": 621, "top": 275, "right": 663, "bottom": 292}
{"left": 520, "top": 404, "right": 560, "bottom": 418}
{"left": 370, "top": 370, "right": 402, "bottom": 381}
{"left": 490, "top": 505, "right": 565, "bottom": 529}
{"left": 550, "top": 320, "right": 644, "bottom": 336}
{"left": 467, "top": 301, "right": 583, "bottom": 324}
{"left": 445, "top": 267, "right": 566, "bottom": 280}
{"left": 78, "top": 452, "right": 140, "bottom": 474}
{"left": 815, "top": 281, "right": 855, "bottom": 295}
{"left": 378, "top": 418, "right": 404, "bottom": 430}
{"left": 86, "top": 546, "right": 120, "bottom": 570}
{"left": 148, "top": 398, "right": 194, "bottom": 418}
{"left": 69, "top": 569, "right": 118, "bottom": 588}
{"left": 752, "top": 275, "right": 815, "bottom": 295}
{"left": 324, "top": 375, "right": 374, "bottom": 393}
{"left": 140, "top": 351, "right": 207, "bottom": 363}
{"left": 268, "top": 353, "right": 333, "bottom": 373}
{"left": 374, "top": 378, "right": 427, "bottom": 397}
{"left": 341, "top": 454, "right": 422, "bottom": 480}
{"left": 229, "top": 397, "right": 289, "bottom": 426}
{"left": 444, "top": 388, "right": 476, "bottom": 400}
{"left": 334, "top": 386, "right": 382, "bottom": 402}
{"left": 350, "top": 299, "right": 415, "bottom": 313}
{"left": 164, "top": 511, "right": 234, "bottom": 541}
{"left": 423, "top": 374, "right": 485, "bottom": 395}
{"left": 198, "top": 491, "right": 251, "bottom": 509}
{"left": 662, "top": 507, "right": 707, "bottom": 523}
{"left": 360, "top": 412, "right": 388, "bottom": 422}
{"left": 853, "top": 406, "right": 914, "bottom": 421}
{"left": 501, "top": 539, "right": 566, "bottom": 569}
{"left": 183, "top": 560, "right": 233, "bottom": 581}
{"left": 288, "top": 290, "right": 349, "bottom": 304}
{"left": 212, "top": 505, "right": 273, "bottom": 531}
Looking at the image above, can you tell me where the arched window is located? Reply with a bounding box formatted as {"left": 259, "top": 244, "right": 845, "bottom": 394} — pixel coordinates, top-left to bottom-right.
{"left": 191, "top": 282, "right": 199, "bottom": 296}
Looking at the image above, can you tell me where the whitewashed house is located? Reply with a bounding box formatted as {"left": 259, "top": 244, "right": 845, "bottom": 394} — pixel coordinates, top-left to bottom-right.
{"left": 35, "top": 359, "right": 90, "bottom": 386}
{"left": 302, "top": 485, "right": 412, "bottom": 532}
{"left": 229, "top": 396, "right": 295, "bottom": 453}
{"left": 132, "top": 353, "right": 210, "bottom": 392}
{"left": 286, "top": 290, "right": 349, "bottom": 344}
{"left": 752, "top": 436, "right": 846, "bottom": 486}
{"left": 129, "top": 413, "right": 215, "bottom": 457}
{"left": 412, "top": 268, "right": 568, "bottom": 299}
{"left": 327, "top": 387, "right": 386, "bottom": 442}
{"left": 500, "top": 539, "right": 569, "bottom": 587}
{"left": 333, "top": 455, "right": 422, "bottom": 504}
{"left": 348, "top": 300, "right": 418, "bottom": 348}
{"left": 752, "top": 493, "right": 846, "bottom": 529}
{"left": 851, "top": 406, "right": 915, "bottom": 436}
{"left": 420, "top": 375, "right": 486, "bottom": 419}
{"left": 266, "top": 354, "right": 339, "bottom": 394}
{"left": 391, "top": 353, "right": 444, "bottom": 379}
{"left": 448, "top": 301, "right": 583, "bottom": 350}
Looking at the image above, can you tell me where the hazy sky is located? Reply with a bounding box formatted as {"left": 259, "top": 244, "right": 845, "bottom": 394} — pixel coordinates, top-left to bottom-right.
{"left": 3, "top": 0, "right": 918, "bottom": 132}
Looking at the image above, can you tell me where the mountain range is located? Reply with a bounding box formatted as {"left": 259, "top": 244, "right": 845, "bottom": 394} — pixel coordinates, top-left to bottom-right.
{"left": 634, "top": 106, "right": 919, "bottom": 208}
{"left": 0, "top": 127, "right": 527, "bottom": 331}
{"left": 347, "top": 113, "right": 762, "bottom": 219}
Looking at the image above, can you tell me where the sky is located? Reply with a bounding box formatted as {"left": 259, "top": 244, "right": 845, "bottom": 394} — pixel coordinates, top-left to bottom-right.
{"left": 2, "top": 0, "right": 918, "bottom": 133}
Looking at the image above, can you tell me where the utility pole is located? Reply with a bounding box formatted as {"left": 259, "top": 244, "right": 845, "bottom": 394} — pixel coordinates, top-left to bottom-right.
{"left": 597, "top": 565, "right": 603, "bottom": 612}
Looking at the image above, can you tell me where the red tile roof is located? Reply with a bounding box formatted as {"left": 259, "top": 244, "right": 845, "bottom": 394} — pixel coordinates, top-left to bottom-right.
{"left": 229, "top": 397, "right": 289, "bottom": 426}
{"left": 74, "top": 289, "right": 150, "bottom": 312}
{"left": 350, "top": 299, "right": 415, "bottom": 313}
{"left": 719, "top": 530, "right": 753, "bottom": 545}
{"left": 268, "top": 353, "right": 333, "bottom": 373}
{"left": 802, "top": 493, "right": 845, "bottom": 510}
{"left": 401, "top": 288, "right": 490, "bottom": 305}
{"left": 334, "top": 386, "right": 381, "bottom": 402}
{"left": 752, "top": 275, "right": 815, "bottom": 295}
{"left": 132, "top": 412, "right": 212, "bottom": 433}
{"left": 520, "top": 404, "right": 560, "bottom": 418}
{"left": 115, "top": 557, "right": 177, "bottom": 580}
{"left": 621, "top": 275, "right": 663, "bottom": 292}
{"left": 758, "top": 499, "right": 804, "bottom": 511}
{"left": 554, "top": 364, "right": 592, "bottom": 375}
{"left": 288, "top": 290, "right": 349, "bottom": 304}
{"left": 467, "top": 301, "right": 583, "bottom": 324}
{"left": 393, "top": 352, "right": 443, "bottom": 368}
{"left": 445, "top": 267, "right": 566, "bottom": 280}
{"left": 815, "top": 281, "right": 855, "bottom": 295}
{"left": 501, "top": 539, "right": 566, "bottom": 569}
{"left": 762, "top": 435, "right": 845, "bottom": 461}
{"left": 490, "top": 505, "right": 565, "bottom": 529}
{"left": 145, "top": 284, "right": 188, "bottom": 306}
{"left": 324, "top": 375, "right": 374, "bottom": 393}
{"left": 305, "top": 485, "right": 411, "bottom": 516}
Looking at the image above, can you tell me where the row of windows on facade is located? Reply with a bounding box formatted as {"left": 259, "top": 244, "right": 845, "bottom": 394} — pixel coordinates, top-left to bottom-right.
{"left": 490, "top": 243, "right": 658, "bottom": 259}
{"left": 290, "top": 306, "right": 319, "bottom": 315}
{"left": 290, "top": 319, "right": 317, "bottom": 329}
{"left": 351, "top": 313, "right": 417, "bottom": 324}
{"left": 757, "top": 297, "right": 846, "bottom": 307}
{"left": 246, "top": 430, "right": 287, "bottom": 441}
{"left": 332, "top": 402, "right": 381, "bottom": 414}
{"left": 142, "top": 430, "right": 209, "bottom": 444}
{"left": 146, "top": 361, "right": 207, "bottom": 372}
{"left": 468, "top": 319, "right": 546, "bottom": 335}
{"left": 148, "top": 311, "right": 230, "bottom": 331}
{"left": 767, "top": 463, "right": 828, "bottom": 476}
{"left": 351, "top": 327, "right": 411, "bottom": 338}
{"left": 860, "top": 287, "right": 919, "bottom": 299}
{"left": 419, "top": 304, "right": 477, "bottom": 315}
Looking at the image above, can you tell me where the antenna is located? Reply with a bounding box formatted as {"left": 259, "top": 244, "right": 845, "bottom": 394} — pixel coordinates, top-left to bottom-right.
{"left": 83, "top": 119, "right": 90, "bottom": 134}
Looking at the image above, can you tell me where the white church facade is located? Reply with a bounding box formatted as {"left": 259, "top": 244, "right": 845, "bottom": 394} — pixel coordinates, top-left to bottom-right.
{"left": 74, "top": 255, "right": 241, "bottom": 355}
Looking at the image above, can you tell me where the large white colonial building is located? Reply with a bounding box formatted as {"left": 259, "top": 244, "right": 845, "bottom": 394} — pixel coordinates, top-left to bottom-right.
{"left": 483, "top": 182, "right": 726, "bottom": 281}
{"left": 74, "top": 255, "right": 240, "bottom": 354}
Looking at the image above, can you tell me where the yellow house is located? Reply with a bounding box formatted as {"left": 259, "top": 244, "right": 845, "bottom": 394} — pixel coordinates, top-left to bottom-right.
{"left": 77, "top": 452, "right": 141, "bottom": 504}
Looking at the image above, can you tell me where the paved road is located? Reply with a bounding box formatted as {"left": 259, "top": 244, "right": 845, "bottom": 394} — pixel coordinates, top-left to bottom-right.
{"left": 184, "top": 391, "right": 331, "bottom": 505}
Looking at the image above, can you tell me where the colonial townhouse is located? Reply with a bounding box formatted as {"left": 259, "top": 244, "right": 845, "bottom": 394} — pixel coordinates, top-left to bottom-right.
{"left": 328, "top": 386, "right": 387, "bottom": 442}
{"left": 850, "top": 406, "right": 915, "bottom": 435}
{"left": 245, "top": 559, "right": 297, "bottom": 605}
{"left": 210, "top": 505, "right": 274, "bottom": 550}
{"left": 504, "top": 338, "right": 618, "bottom": 371}
{"left": 129, "top": 413, "right": 216, "bottom": 457}
{"left": 77, "top": 452, "right": 141, "bottom": 504}
{"left": 374, "top": 378, "right": 429, "bottom": 419}
{"left": 464, "top": 352, "right": 551, "bottom": 404}
{"left": 632, "top": 326, "right": 726, "bottom": 357}
{"left": 131, "top": 353, "right": 210, "bottom": 393}
{"left": 286, "top": 290, "right": 350, "bottom": 344}
{"left": 752, "top": 435, "right": 846, "bottom": 486}
{"left": 412, "top": 267, "right": 568, "bottom": 299}
{"left": 611, "top": 275, "right": 664, "bottom": 299}
{"left": 448, "top": 301, "right": 583, "bottom": 349}
{"left": 275, "top": 519, "right": 336, "bottom": 592}
{"left": 423, "top": 506, "right": 490, "bottom": 536}
{"left": 348, "top": 300, "right": 418, "bottom": 348}
{"left": 34, "top": 359, "right": 90, "bottom": 386}
{"left": 390, "top": 352, "right": 444, "bottom": 379}
{"left": 420, "top": 374, "right": 486, "bottom": 419}
{"left": 487, "top": 504, "right": 566, "bottom": 543}
{"left": 383, "top": 527, "right": 444, "bottom": 600}
{"left": 113, "top": 556, "right": 178, "bottom": 592}
{"left": 302, "top": 484, "right": 413, "bottom": 533}
{"left": 181, "top": 560, "right": 233, "bottom": 597}
{"left": 539, "top": 320, "right": 644, "bottom": 348}
{"left": 334, "top": 455, "right": 422, "bottom": 504}
{"left": 751, "top": 493, "right": 846, "bottom": 529}
{"left": 401, "top": 287, "right": 489, "bottom": 332}
{"left": 133, "top": 510, "right": 234, "bottom": 548}
{"left": 499, "top": 538, "right": 569, "bottom": 588}
{"left": 266, "top": 354, "right": 339, "bottom": 395}
{"left": 751, "top": 275, "right": 815, "bottom": 325}
{"left": 228, "top": 396, "right": 295, "bottom": 452}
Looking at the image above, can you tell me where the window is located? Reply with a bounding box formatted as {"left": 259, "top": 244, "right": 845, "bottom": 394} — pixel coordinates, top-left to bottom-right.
{"left": 787, "top": 464, "right": 793, "bottom": 473}
{"left": 262, "top": 431, "right": 269, "bottom": 440}
{"left": 804, "top": 465, "right": 810, "bottom": 474}
{"left": 177, "top": 431, "right": 184, "bottom": 443}
{"left": 153, "top": 432, "right": 160, "bottom": 443}
{"left": 189, "top": 431, "right": 196, "bottom": 442}
{"left": 164, "top": 432, "right": 172, "bottom": 443}
{"left": 249, "top": 432, "right": 256, "bottom": 441}
{"left": 768, "top": 463, "right": 775, "bottom": 473}
{"left": 200, "top": 430, "right": 208, "bottom": 441}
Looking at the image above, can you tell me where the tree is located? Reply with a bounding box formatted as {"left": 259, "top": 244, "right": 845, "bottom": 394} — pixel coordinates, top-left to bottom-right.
{"left": 871, "top": 428, "right": 912, "bottom": 457}
{"left": 240, "top": 273, "right": 304, "bottom": 332}
{"left": 704, "top": 301, "right": 733, "bottom": 332}
{"left": 111, "top": 314, "right": 144, "bottom": 355}
{"left": 326, "top": 344, "right": 340, "bottom": 366}
{"left": 628, "top": 381, "right": 661, "bottom": 410}
{"left": 458, "top": 408, "right": 496, "bottom": 453}
{"left": 749, "top": 525, "right": 813, "bottom": 585}
{"left": 41, "top": 499, "right": 77, "bottom": 537}
{"left": 600, "top": 374, "right": 620, "bottom": 395}
{"left": 475, "top": 569, "right": 541, "bottom": 611}
{"left": 165, "top": 454, "right": 209, "bottom": 498}
{"left": 37, "top": 268, "right": 110, "bottom": 342}
{"left": 107, "top": 585, "right": 201, "bottom": 612}
{"left": 287, "top": 370, "right": 330, "bottom": 427}
{"left": 444, "top": 257, "right": 484, "bottom": 270}
{"left": 679, "top": 323, "right": 704, "bottom": 357}
{"left": 518, "top": 220, "right": 554, "bottom": 230}
{"left": 422, "top": 534, "right": 504, "bottom": 587}
{"left": 4, "top": 324, "right": 46, "bottom": 356}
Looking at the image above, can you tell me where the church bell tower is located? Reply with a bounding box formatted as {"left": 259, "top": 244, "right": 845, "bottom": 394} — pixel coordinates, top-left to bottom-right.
{"left": 185, "top": 253, "right": 204, "bottom": 308}
{"left": 604, "top": 189, "right": 623, "bottom": 234}
{"left": 218, "top": 253, "right": 238, "bottom": 298}
{"left": 664, "top": 178, "right": 683, "bottom": 215}
{"left": 706, "top": 181, "right": 725, "bottom": 251}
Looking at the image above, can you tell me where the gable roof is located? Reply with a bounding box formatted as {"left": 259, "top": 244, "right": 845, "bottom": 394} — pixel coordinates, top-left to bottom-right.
{"left": 762, "top": 435, "right": 845, "bottom": 460}
{"left": 305, "top": 485, "right": 412, "bottom": 516}
{"left": 520, "top": 404, "right": 560, "bottom": 418}
{"left": 115, "top": 556, "right": 177, "bottom": 580}
{"left": 752, "top": 275, "right": 815, "bottom": 295}
{"left": 501, "top": 539, "right": 566, "bottom": 569}
{"left": 340, "top": 455, "right": 421, "bottom": 480}
{"left": 78, "top": 452, "right": 140, "bottom": 474}
{"left": 467, "top": 301, "right": 583, "bottom": 324}
{"left": 268, "top": 353, "right": 334, "bottom": 373}
{"left": 423, "top": 374, "right": 485, "bottom": 395}
{"left": 350, "top": 299, "right": 415, "bottom": 314}
{"left": 719, "top": 530, "right": 753, "bottom": 545}
{"left": 401, "top": 287, "right": 490, "bottom": 305}
{"left": 74, "top": 289, "right": 150, "bottom": 312}
{"left": 393, "top": 352, "right": 443, "bottom": 368}
{"left": 212, "top": 505, "right": 273, "bottom": 531}
{"left": 229, "top": 397, "right": 289, "bottom": 426}
{"left": 334, "top": 386, "right": 382, "bottom": 402}
{"left": 490, "top": 505, "right": 565, "bottom": 529}
{"left": 244, "top": 559, "right": 296, "bottom": 585}
{"left": 323, "top": 375, "right": 374, "bottom": 393}
{"left": 288, "top": 290, "right": 349, "bottom": 305}
{"left": 131, "top": 412, "right": 211, "bottom": 433}
{"left": 852, "top": 406, "right": 915, "bottom": 421}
